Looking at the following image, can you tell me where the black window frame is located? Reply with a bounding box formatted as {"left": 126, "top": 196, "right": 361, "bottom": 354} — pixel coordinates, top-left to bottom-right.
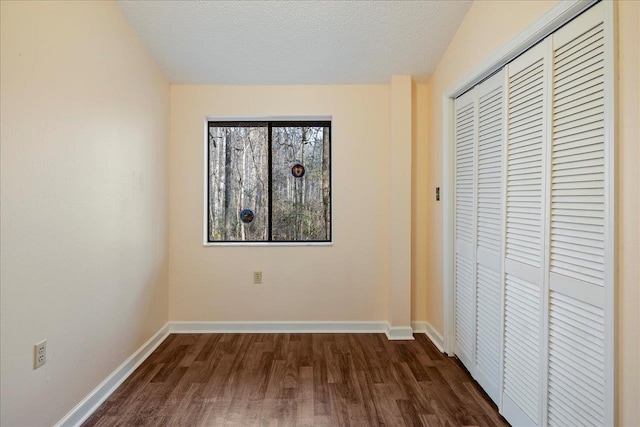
{"left": 206, "top": 120, "right": 332, "bottom": 244}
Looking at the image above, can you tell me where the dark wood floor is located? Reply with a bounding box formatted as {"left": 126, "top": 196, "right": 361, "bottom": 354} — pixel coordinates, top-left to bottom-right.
{"left": 83, "top": 333, "right": 508, "bottom": 427}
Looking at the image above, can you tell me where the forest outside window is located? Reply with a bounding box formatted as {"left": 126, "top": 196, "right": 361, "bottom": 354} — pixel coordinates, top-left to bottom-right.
{"left": 207, "top": 121, "right": 331, "bottom": 243}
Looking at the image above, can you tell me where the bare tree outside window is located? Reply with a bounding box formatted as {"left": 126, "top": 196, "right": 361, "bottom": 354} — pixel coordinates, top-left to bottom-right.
{"left": 207, "top": 121, "right": 331, "bottom": 243}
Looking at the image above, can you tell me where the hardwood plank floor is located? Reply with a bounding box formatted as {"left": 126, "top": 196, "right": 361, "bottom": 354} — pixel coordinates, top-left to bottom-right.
{"left": 83, "top": 333, "right": 508, "bottom": 427}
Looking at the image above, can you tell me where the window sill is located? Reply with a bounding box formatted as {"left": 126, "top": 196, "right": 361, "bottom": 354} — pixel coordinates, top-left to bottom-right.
{"left": 203, "top": 242, "right": 334, "bottom": 247}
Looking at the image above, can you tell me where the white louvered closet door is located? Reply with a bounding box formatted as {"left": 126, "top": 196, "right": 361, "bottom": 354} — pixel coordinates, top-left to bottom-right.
{"left": 450, "top": 5, "right": 613, "bottom": 427}
{"left": 547, "top": 3, "right": 612, "bottom": 426}
{"left": 454, "top": 89, "right": 477, "bottom": 373}
{"left": 502, "top": 41, "right": 548, "bottom": 427}
{"left": 474, "top": 70, "right": 505, "bottom": 406}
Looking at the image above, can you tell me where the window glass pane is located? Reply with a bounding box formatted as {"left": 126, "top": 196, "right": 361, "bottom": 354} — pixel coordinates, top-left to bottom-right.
{"left": 208, "top": 125, "right": 269, "bottom": 241}
{"left": 271, "top": 126, "right": 331, "bottom": 241}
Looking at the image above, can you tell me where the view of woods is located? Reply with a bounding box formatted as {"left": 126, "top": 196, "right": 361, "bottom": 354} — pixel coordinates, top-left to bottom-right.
{"left": 208, "top": 123, "right": 331, "bottom": 242}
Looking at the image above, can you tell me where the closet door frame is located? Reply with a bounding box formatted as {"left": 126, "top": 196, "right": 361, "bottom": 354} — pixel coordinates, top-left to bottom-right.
{"left": 442, "top": 0, "right": 616, "bottom": 424}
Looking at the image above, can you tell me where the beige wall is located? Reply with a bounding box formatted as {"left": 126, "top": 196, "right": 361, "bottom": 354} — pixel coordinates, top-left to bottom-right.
{"left": 423, "top": 0, "right": 640, "bottom": 424}
{"left": 422, "top": 0, "right": 558, "bottom": 336}
{"left": 0, "top": 1, "right": 170, "bottom": 426}
{"left": 169, "top": 85, "right": 390, "bottom": 322}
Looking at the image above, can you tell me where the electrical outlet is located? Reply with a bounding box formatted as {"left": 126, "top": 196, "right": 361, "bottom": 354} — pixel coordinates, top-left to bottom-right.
{"left": 34, "top": 340, "right": 46, "bottom": 369}
{"left": 253, "top": 271, "right": 263, "bottom": 284}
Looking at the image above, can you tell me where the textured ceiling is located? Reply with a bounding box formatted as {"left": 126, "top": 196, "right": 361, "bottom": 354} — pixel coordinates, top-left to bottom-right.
{"left": 116, "top": 1, "right": 472, "bottom": 85}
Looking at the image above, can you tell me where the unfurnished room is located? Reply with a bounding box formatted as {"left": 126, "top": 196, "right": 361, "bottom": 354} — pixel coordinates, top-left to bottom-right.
{"left": 1, "top": 0, "right": 638, "bottom": 426}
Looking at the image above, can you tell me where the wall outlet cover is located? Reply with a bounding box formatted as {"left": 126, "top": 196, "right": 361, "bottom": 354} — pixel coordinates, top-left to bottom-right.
{"left": 35, "top": 340, "right": 46, "bottom": 369}
{"left": 253, "top": 271, "right": 263, "bottom": 284}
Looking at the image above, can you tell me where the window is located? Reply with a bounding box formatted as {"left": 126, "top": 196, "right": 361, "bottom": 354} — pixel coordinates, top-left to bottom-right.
{"left": 206, "top": 121, "right": 331, "bottom": 243}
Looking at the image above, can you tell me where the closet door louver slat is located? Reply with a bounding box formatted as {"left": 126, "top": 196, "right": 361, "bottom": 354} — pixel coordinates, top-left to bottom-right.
{"left": 474, "top": 71, "right": 504, "bottom": 405}
{"left": 505, "top": 56, "right": 545, "bottom": 269}
{"left": 455, "top": 253, "right": 475, "bottom": 364}
{"left": 548, "top": 293, "right": 605, "bottom": 427}
{"left": 547, "top": 3, "right": 609, "bottom": 426}
{"left": 503, "top": 275, "right": 541, "bottom": 423}
{"left": 502, "top": 42, "right": 547, "bottom": 427}
{"left": 551, "top": 23, "right": 605, "bottom": 287}
{"left": 454, "top": 90, "right": 477, "bottom": 371}
{"left": 477, "top": 79, "right": 504, "bottom": 256}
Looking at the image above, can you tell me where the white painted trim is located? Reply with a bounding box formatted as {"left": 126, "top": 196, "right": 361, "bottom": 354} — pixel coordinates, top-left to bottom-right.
{"left": 203, "top": 242, "right": 334, "bottom": 247}
{"left": 424, "top": 322, "right": 445, "bottom": 353}
{"left": 603, "top": 1, "right": 617, "bottom": 425}
{"left": 170, "top": 321, "right": 390, "bottom": 334}
{"left": 470, "top": 85, "right": 479, "bottom": 379}
{"left": 410, "top": 321, "right": 427, "bottom": 333}
{"left": 444, "top": 0, "right": 597, "bottom": 98}
{"left": 498, "top": 65, "right": 509, "bottom": 411}
{"left": 441, "top": 0, "right": 598, "bottom": 370}
{"left": 411, "top": 321, "right": 445, "bottom": 352}
{"left": 385, "top": 325, "right": 415, "bottom": 341}
{"left": 173, "top": 321, "right": 417, "bottom": 340}
{"left": 203, "top": 118, "right": 209, "bottom": 246}
{"left": 540, "top": 35, "right": 554, "bottom": 427}
{"left": 205, "top": 116, "right": 332, "bottom": 122}
{"left": 442, "top": 94, "right": 456, "bottom": 355}
{"left": 55, "top": 323, "right": 170, "bottom": 427}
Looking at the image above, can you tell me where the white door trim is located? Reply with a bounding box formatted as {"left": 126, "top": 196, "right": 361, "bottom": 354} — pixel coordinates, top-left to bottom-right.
{"left": 443, "top": 0, "right": 597, "bottom": 100}
{"left": 603, "top": 1, "right": 617, "bottom": 424}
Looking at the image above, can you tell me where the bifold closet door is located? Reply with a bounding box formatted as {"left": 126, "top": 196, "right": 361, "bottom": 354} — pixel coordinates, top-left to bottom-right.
{"left": 547, "top": 3, "right": 611, "bottom": 426}
{"left": 474, "top": 70, "right": 505, "bottom": 405}
{"left": 454, "top": 72, "right": 505, "bottom": 405}
{"left": 452, "top": 3, "right": 612, "bottom": 427}
{"left": 454, "top": 89, "right": 477, "bottom": 373}
{"left": 502, "top": 41, "right": 548, "bottom": 427}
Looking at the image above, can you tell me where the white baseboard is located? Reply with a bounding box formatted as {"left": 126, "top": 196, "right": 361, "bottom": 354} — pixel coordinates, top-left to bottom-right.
{"left": 410, "top": 321, "right": 444, "bottom": 352}
{"left": 385, "top": 325, "right": 415, "bottom": 340}
{"left": 55, "top": 323, "right": 170, "bottom": 427}
{"left": 170, "top": 320, "right": 390, "bottom": 334}
{"left": 411, "top": 321, "right": 428, "bottom": 333}
{"left": 424, "top": 321, "right": 445, "bottom": 353}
